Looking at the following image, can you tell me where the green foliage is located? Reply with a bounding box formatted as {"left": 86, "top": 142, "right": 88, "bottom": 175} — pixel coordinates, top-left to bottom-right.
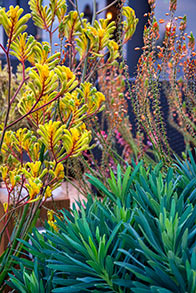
{"left": 7, "top": 162, "right": 141, "bottom": 292}
{"left": 175, "top": 149, "right": 196, "bottom": 182}
{"left": 8, "top": 258, "right": 53, "bottom": 293}
{"left": 8, "top": 194, "right": 133, "bottom": 292}
{"left": 8, "top": 153, "right": 196, "bottom": 292}
{"left": 0, "top": 0, "right": 139, "bottom": 290}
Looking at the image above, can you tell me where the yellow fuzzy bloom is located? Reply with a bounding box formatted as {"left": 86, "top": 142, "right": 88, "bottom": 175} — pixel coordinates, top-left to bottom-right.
{"left": 3, "top": 131, "right": 14, "bottom": 149}
{"left": 54, "top": 163, "right": 64, "bottom": 180}
{"left": 47, "top": 210, "right": 58, "bottom": 231}
{"left": 9, "top": 171, "right": 16, "bottom": 187}
{"left": 37, "top": 64, "right": 50, "bottom": 82}
{"left": 71, "top": 127, "right": 80, "bottom": 143}
{"left": 8, "top": 5, "right": 19, "bottom": 20}
{"left": 45, "top": 186, "right": 52, "bottom": 199}
{"left": 3, "top": 202, "right": 8, "bottom": 213}
{"left": 72, "top": 11, "right": 78, "bottom": 20}
{"left": 122, "top": 6, "right": 139, "bottom": 43}
{"left": 82, "top": 82, "right": 91, "bottom": 100}
{"left": 1, "top": 166, "right": 8, "bottom": 181}
{"left": 0, "top": 6, "right": 31, "bottom": 39}
{"left": 23, "top": 161, "right": 47, "bottom": 180}
{"left": 98, "top": 28, "right": 104, "bottom": 38}
{"left": 95, "top": 92, "right": 105, "bottom": 108}
{"left": 26, "top": 161, "right": 41, "bottom": 177}
{"left": 64, "top": 67, "right": 74, "bottom": 80}
{"left": 26, "top": 178, "right": 42, "bottom": 201}
{"left": 61, "top": 126, "right": 92, "bottom": 158}
{"left": 37, "top": 120, "right": 64, "bottom": 154}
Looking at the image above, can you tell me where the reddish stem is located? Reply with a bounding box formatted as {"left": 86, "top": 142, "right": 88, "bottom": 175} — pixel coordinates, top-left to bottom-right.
{"left": 57, "top": 152, "right": 71, "bottom": 164}
{"left": 16, "top": 194, "right": 29, "bottom": 206}
{"left": 49, "top": 131, "right": 57, "bottom": 164}
{"left": 6, "top": 87, "right": 46, "bottom": 130}
{"left": 0, "top": 44, "right": 6, "bottom": 54}
{"left": 4, "top": 184, "right": 13, "bottom": 243}
{"left": 10, "top": 77, "right": 29, "bottom": 105}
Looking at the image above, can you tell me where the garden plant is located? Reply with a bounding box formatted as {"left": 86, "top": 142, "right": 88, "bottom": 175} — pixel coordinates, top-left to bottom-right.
{"left": 91, "top": 0, "right": 196, "bottom": 168}
{"left": 0, "top": 0, "right": 196, "bottom": 291}
{"left": 0, "top": 0, "right": 138, "bottom": 289}
{"left": 7, "top": 151, "right": 196, "bottom": 292}
{"left": 128, "top": 0, "right": 196, "bottom": 163}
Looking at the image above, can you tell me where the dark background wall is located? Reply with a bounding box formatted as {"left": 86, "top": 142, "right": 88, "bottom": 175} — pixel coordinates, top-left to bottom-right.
{"left": 126, "top": 1, "right": 185, "bottom": 155}
{"left": 127, "top": 0, "right": 150, "bottom": 76}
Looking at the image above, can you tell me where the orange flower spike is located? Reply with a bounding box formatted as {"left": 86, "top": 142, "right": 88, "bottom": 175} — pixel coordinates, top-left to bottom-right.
{"left": 169, "top": 0, "right": 177, "bottom": 12}
{"left": 179, "top": 16, "right": 187, "bottom": 31}
{"left": 188, "top": 32, "right": 195, "bottom": 51}
{"left": 159, "top": 19, "right": 165, "bottom": 24}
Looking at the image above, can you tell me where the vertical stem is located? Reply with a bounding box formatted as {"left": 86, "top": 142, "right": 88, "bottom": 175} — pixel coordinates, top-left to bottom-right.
{"left": 0, "top": 53, "right": 12, "bottom": 151}
{"left": 76, "top": 0, "right": 97, "bottom": 83}
{"left": 92, "top": 0, "right": 97, "bottom": 25}
{"left": 16, "top": 204, "right": 41, "bottom": 257}
{"left": 0, "top": 204, "right": 29, "bottom": 287}
{"left": 49, "top": 30, "right": 53, "bottom": 55}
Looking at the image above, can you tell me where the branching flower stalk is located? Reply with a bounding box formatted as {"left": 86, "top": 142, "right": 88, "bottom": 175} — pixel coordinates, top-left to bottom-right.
{"left": 119, "top": 0, "right": 196, "bottom": 165}
{"left": 94, "top": 0, "right": 196, "bottom": 174}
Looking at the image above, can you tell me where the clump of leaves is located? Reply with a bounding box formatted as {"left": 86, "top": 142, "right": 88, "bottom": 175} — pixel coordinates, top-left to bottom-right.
{"left": 7, "top": 152, "right": 196, "bottom": 292}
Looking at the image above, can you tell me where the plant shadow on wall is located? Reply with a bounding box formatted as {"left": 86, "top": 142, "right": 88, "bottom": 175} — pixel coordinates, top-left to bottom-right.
{"left": 0, "top": 0, "right": 138, "bottom": 290}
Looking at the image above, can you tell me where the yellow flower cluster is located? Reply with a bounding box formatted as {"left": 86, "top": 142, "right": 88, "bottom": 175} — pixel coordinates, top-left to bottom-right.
{"left": 0, "top": 1, "right": 138, "bottom": 216}
{"left": 0, "top": 6, "right": 31, "bottom": 41}
{"left": 47, "top": 210, "right": 59, "bottom": 231}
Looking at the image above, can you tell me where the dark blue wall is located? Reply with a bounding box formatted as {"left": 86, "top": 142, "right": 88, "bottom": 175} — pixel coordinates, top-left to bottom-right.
{"left": 67, "top": 0, "right": 73, "bottom": 12}
{"left": 127, "top": 0, "right": 150, "bottom": 76}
